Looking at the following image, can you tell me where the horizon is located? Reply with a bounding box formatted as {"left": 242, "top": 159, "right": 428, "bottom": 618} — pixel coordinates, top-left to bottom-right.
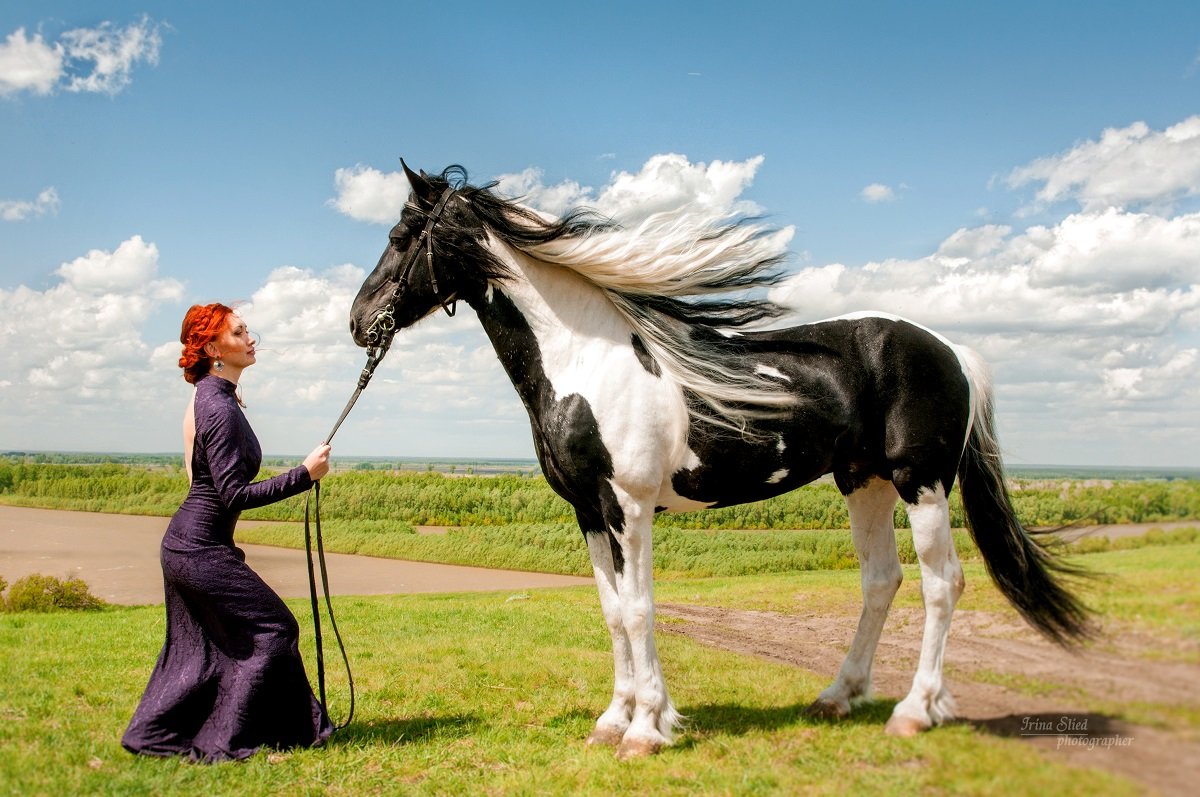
{"left": 2, "top": 3, "right": 1199, "bottom": 467}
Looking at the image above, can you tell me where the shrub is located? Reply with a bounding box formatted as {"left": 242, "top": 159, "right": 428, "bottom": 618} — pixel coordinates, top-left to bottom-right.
{"left": 2, "top": 574, "right": 106, "bottom": 612}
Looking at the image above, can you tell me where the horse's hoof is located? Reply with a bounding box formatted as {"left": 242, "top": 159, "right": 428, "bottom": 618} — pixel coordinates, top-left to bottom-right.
{"left": 615, "top": 736, "right": 663, "bottom": 760}
{"left": 884, "top": 714, "right": 929, "bottom": 738}
{"left": 585, "top": 726, "right": 624, "bottom": 747}
{"left": 805, "top": 698, "right": 850, "bottom": 720}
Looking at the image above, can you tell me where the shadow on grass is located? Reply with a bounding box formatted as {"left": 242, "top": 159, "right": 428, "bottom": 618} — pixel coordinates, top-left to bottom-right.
{"left": 329, "top": 713, "right": 482, "bottom": 747}
{"left": 673, "top": 698, "right": 897, "bottom": 747}
{"left": 965, "top": 711, "right": 1134, "bottom": 740}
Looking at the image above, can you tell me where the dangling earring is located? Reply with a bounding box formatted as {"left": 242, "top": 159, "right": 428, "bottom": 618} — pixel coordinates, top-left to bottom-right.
{"left": 215, "top": 359, "right": 224, "bottom": 372}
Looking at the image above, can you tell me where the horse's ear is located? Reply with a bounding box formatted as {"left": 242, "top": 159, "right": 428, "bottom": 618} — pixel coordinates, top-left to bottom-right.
{"left": 400, "top": 158, "right": 437, "bottom": 204}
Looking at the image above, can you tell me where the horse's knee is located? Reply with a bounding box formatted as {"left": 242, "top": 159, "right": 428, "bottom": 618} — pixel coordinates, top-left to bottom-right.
{"left": 863, "top": 565, "right": 903, "bottom": 608}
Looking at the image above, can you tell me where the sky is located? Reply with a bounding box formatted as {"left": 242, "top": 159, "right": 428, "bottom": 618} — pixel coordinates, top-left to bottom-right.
{"left": 1, "top": 1, "right": 1199, "bottom": 467}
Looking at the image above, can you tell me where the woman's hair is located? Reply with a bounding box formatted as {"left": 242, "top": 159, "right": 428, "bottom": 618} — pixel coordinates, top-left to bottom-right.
{"left": 179, "top": 303, "right": 235, "bottom": 384}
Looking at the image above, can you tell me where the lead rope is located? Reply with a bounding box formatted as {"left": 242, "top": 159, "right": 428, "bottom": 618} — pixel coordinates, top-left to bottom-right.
{"left": 303, "top": 340, "right": 393, "bottom": 731}
{"left": 303, "top": 183, "right": 458, "bottom": 731}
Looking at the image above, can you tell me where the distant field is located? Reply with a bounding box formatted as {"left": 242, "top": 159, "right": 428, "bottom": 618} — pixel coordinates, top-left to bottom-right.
{"left": 2, "top": 456, "right": 1198, "bottom": 530}
{"left": 1, "top": 457, "right": 1198, "bottom": 579}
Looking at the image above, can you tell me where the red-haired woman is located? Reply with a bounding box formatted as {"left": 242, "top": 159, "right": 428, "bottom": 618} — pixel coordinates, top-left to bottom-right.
{"left": 122, "top": 303, "right": 334, "bottom": 762}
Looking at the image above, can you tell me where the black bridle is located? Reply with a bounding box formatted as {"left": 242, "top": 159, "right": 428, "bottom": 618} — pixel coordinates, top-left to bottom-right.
{"left": 362, "top": 185, "right": 460, "bottom": 351}
{"left": 303, "top": 185, "right": 458, "bottom": 731}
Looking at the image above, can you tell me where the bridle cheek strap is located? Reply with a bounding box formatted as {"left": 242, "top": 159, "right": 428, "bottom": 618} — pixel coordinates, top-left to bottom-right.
{"left": 363, "top": 184, "right": 459, "bottom": 349}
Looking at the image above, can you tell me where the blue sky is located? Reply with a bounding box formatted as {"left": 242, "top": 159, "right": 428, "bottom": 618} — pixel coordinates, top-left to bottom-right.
{"left": 2, "top": 2, "right": 1199, "bottom": 466}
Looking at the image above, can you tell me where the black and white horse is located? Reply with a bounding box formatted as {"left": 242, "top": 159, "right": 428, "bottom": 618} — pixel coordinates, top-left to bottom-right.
{"left": 349, "top": 163, "right": 1091, "bottom": 759}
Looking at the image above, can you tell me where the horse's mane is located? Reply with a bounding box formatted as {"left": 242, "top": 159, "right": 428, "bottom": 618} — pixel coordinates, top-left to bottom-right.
{"left": 429, "top": 166, "right": 797, "bottom": 431}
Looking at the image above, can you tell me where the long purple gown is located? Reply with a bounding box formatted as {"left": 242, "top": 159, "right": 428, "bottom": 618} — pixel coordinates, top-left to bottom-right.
{"left": 122, "top": 374, "right": 333, "bottom": 762}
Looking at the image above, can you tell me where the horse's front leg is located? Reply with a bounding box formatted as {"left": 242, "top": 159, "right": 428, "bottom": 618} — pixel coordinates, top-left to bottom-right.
{"left": 610, "top": 499, "right": 680, "bottom": 759}
{"left": 583, "top": 527, "right": 635, "bottom": 746}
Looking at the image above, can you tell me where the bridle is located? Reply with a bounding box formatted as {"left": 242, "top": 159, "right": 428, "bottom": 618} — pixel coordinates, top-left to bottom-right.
{"left": 362, "top": 185, "right": 460, "bottom": 355}
{"left": 304, "top": 184, "right": 459, "bottom": 731}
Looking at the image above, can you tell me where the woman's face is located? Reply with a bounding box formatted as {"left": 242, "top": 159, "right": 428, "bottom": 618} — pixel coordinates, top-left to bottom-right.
{"left": 210, "top": 313, "right": 257, "bottom": 370}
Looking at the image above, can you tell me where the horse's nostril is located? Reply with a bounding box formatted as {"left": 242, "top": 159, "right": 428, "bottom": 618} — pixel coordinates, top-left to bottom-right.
{"left": 349, "top": 318, "right": 358, "bottom": 336}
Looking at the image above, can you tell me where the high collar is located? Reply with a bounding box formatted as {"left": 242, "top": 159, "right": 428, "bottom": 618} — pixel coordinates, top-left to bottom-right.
{"left": 198, "top": 374, "right": 238, "bottom": 395}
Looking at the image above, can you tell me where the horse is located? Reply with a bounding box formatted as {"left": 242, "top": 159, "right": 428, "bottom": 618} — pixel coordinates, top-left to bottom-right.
{"left": 348, "top": 162, "right": 1092, "bottom": 759}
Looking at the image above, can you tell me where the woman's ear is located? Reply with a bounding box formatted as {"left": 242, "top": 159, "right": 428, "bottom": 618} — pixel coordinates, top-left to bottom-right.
{"left": 204, "top": 341, "right": 220, "bottom": 359}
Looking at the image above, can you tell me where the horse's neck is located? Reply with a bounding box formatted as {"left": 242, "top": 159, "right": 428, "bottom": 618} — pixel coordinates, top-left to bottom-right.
{"left": 469, "top": 250, "right": 630, "bottom": 399}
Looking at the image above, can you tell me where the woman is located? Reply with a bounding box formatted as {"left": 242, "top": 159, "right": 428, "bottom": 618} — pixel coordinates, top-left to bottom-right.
{"left": 122, "top": 302, "right": 334, "bottom": 762}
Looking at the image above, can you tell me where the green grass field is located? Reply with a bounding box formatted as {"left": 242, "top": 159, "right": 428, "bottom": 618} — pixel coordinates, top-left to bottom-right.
{"left": 2, "top": 462, "right": 1197, "bottom": 794}
{"left": 5, "top": 540, "right": 1199, "bottom": 795}
{"left": 0, "top": 588, "right": 1139, "bottom": 797}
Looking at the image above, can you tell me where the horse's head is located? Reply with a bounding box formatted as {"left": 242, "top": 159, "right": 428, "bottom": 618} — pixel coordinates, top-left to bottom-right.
{"left": 349, "top": 161, "right": 490, "bottom": 349}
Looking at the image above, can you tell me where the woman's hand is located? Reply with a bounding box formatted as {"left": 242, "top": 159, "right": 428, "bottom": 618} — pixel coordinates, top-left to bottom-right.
{"left": 303, "top": 444, "right": 332, "bottom": 481}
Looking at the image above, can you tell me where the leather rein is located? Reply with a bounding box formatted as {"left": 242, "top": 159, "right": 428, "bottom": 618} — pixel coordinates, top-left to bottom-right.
{"left": 304, "top": 185, "right": 458, "bottom": 730}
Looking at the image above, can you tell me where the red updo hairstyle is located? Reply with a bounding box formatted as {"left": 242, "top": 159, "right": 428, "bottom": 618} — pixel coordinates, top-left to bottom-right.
{"left": 179, "top": 303, "right": 236, "bottom": 384}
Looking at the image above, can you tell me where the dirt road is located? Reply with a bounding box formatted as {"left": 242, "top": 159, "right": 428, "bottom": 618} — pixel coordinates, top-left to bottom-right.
{"left": 658, "top": 603, "right": 1200, "bottom": 797}
{"left": 0, "top": 505, "right": 590, "bottom": 605}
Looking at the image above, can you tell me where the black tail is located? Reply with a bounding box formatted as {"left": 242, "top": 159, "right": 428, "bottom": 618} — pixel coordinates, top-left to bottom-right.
{"left": 958, "top": 391, "right": 1094, "bottom": 646}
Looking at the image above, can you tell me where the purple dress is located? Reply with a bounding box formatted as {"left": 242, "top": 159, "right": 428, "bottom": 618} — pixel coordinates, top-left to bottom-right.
{"left": 122, "top": 375, "right": 333, "bottom": 762}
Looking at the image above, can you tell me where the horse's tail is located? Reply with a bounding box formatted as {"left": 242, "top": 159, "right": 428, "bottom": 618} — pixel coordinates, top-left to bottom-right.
{"left": 955, "top": 347, "right": 1094, "bottom": 646}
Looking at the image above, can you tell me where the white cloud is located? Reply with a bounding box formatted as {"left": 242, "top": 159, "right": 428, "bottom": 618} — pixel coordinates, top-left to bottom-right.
{"left": 333, "top": 153, "right": 773, "bottom": 229}
{"left": 0, "top": 187, "right": 59, "bottom": 221}
{"left": 591, "top": 153, "right": 767, "bottom": 224}
{"left": 1008, "top": 116, "right": 1200, "bottom": 212}
{"left": 55, "top": 235, "right": 164, "bottom": 294}
{"left": 0, "top": 28, "right": 62, "bottom": 96}
{"left": 0, "top": 235, "right": 184, "bottom": 435}
{"left": 328, "top": 164, "right": 412, "bottom": 224}
{"left": 494, "top": 168, "right": 592, "bottom": 217}
{"left": 0, "top": 17, "right": 162, "bottom": 99}
{"left": 861, "top": 183, "right": 895, "bottom": 203}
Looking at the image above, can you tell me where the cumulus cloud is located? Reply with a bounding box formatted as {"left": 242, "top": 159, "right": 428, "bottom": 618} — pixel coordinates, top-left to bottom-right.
{"left": 590, "top": 153, "right": 767, "bottom": 224}
{"left": 494, "top": 168, "right": 592, "bottom": 217}
{"left": 0, "top": 17, "right": 162, "bottom": 99}
{"left": 1008, "top": 116, "right": 1200, "bottom": 212}
{"left": 861, "top": 183, "right": 896, "bottom": 203}
{"left": 1, "top": 187, "right": 59, "bottom": 221}
{"left": 331, "top": 153, "right": 774, "bottom": 229}
{"left": 328, "top": 164, "right": 411, "bottom": 224}
{"left": 0, "top": 236, "right": 183, "bottom": 426}
{"left": 0, "top": 28, "right": 62, "bottom": 95}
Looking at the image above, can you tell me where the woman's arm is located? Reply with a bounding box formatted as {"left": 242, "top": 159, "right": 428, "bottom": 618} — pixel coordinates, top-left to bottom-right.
{"left": 202, "top": 402, "right": 313, "bottom": 511}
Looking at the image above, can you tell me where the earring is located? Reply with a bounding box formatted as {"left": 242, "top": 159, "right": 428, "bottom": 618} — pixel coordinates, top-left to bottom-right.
{"left": 215, "top": 359, "right": 224, "bottom": 372}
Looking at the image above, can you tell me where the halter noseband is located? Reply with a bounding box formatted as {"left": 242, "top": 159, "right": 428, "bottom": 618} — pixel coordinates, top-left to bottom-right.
{"left": 363, "top": 185, "right": 460, "bottom": 355}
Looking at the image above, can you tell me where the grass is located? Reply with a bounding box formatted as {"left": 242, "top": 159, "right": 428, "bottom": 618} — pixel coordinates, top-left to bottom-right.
{"left": 2, "top": 491, "right": 1195, "bottom": 794}
{"left": 0, "top": 585, "right": 1141, "bottom": 797}
{"left": 233, "top": 518, "right": 1198, "bottom": 580}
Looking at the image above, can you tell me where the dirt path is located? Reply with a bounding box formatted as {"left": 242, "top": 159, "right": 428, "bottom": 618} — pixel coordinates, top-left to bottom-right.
{"left": 0, "top": 506, "right": 590, "bottom": 605}
{"left": 658, "top": 603, "right": 1199, "bottom": 796}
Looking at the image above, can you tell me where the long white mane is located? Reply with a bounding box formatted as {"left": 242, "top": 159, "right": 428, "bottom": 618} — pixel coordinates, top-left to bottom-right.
{"left": 497, "top": 206, "right": 798, "bottom": 432}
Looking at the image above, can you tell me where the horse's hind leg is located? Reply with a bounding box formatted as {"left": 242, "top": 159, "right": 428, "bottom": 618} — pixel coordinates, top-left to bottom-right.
{"left": 808, "top": 477, "right": 903, "bottom": 718}
{"left": 583, "top": 528, "right": 636, "bottom": 746}
{"left": 886, "top": 480, "right": 964, "bottom": 737}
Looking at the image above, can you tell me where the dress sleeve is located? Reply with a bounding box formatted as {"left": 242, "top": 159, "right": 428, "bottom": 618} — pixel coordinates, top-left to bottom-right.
{"left": 201, "top": 399, "right": 313, "bottom": 511}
